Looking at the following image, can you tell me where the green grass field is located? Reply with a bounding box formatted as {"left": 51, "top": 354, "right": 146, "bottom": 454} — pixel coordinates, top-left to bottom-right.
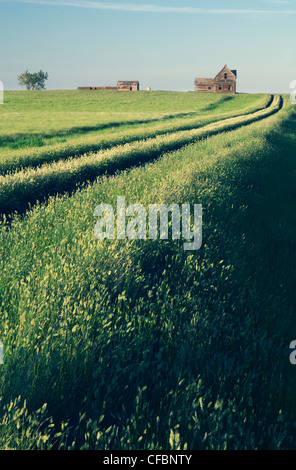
{"left": 1, "top": 90, "right": 296, "bottom": 450}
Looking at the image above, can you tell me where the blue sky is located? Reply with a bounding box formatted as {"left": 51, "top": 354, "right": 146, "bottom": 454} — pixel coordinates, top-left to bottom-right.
{"left": 0, "top": 0, "right": 295, "bottom": 93}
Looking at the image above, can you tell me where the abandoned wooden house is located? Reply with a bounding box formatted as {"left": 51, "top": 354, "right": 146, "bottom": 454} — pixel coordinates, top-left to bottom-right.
{"left": 194, "top": 65, "right": 237, "bottom": 94}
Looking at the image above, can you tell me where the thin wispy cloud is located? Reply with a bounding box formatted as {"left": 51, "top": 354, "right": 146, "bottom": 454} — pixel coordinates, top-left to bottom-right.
{"left": 262, "top": 0, "right": 291, "bottom": 4}
{"left": 2, "top": 0, "right": 296, "bottom": 14}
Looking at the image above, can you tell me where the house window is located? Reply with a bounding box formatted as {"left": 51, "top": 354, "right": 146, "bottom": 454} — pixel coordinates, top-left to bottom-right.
{"left": 208, "top": 86, "right": 212, "bottom": 90}
{"left": 228, "top": 85, "right": 232, "bottom": 91}
{"left": 224, "top": 73, "right": 227, "bottom": 79}
{"left": 219, "top": 85, "right": 222, "bottom": 90}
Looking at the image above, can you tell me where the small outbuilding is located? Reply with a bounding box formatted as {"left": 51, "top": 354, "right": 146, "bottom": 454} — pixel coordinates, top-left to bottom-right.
{"left": 117, "top": 81, "right": 139, "bottom": 91}
{"left": 78, "top": 81, "right": 140, "bottom": 91}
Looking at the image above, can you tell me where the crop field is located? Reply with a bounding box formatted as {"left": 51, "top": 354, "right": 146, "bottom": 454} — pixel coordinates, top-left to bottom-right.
{"left": 1, "top": 90, "right": 296, "bottom": 450}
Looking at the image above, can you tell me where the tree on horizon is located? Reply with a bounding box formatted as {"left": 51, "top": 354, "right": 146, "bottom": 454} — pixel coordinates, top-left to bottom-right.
{"left": 18, "top": 70, "right": 49, "bottom": 90}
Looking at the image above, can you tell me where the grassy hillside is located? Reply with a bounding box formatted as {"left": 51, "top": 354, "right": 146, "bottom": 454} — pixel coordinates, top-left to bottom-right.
{"left": 0, "top": 90, "right": 267, "bottom": 143}
{"left": 0, "top": 91, "right": 295, "bottom": 450}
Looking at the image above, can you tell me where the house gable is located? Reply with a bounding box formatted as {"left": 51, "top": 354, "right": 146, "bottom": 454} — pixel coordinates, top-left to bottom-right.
{"left": 214, "top": 65, "right": 237, "bottom": 82}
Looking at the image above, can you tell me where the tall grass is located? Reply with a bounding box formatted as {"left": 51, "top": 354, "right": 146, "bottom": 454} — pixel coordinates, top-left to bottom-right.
{"left": 0, "top": 96, "right": 295, "bottom": 449}
{"left": 0, "top": 95, "right": 280, "bottom": 215}
{"left": 0, "top": 94, "right": 270, "bottom": 174}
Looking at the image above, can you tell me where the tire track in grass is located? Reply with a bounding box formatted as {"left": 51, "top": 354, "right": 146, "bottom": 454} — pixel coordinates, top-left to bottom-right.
{"left": 0, "top": 95, "right": 272, "bottom": 175}
{"left": 0, "top": 110, "right": 200, "bottom": 148}
{"left": 0, "top": 95, "right": 283, "bottom": 216}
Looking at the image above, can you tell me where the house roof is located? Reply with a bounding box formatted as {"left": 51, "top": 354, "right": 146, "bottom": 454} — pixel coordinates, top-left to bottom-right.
{"left": 117, "top": 81, "right": 139, "bottom": 85}
{"left": 194, "top": 78, "right": 215, "bottom": 85}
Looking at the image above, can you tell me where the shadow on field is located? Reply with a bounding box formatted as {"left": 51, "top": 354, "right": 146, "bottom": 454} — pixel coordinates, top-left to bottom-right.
{"left": 0, "top": 95, "right": 282, "bottom": 220}
{"left": 0, "top": 112, "right": 200, "bottom": 150}
{"left": 3, "top": 102, "right": 296, "bottom": 450}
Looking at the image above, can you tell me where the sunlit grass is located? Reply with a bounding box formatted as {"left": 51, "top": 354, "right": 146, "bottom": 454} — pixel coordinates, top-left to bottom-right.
{"left": 0, "top": 92, "right": 295, "bottom": 450}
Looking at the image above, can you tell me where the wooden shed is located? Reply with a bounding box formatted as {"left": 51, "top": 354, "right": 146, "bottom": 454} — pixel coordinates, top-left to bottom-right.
{"left": 117, "top": 81, "right": 139, "bottom": 91}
